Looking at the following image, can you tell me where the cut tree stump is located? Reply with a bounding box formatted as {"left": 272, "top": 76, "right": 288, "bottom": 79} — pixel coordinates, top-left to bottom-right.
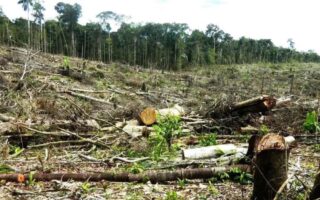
{"left": 309, "top": 163, "right": 320, "bottom": 200}
{"left": 252, "top": 134, "right": 290, "bottom": 200}
{"left": 139, "top": 107, "right": 157, "bottom": 125}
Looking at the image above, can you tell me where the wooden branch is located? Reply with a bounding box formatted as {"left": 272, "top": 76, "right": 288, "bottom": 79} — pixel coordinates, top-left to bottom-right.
{"left": 0, "top": 114, "right": 15, "bottom": 122}
{"left": 0, "top": 165, "right": 250, "bottom": 183}
{"left": 29, "top": 140, "right": 87, "bottom": 148}
{"left": 231, "top": 95, "right": 276, "bottom": 115}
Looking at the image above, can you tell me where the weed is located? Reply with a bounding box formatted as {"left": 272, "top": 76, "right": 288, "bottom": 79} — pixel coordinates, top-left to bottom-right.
{"left": 128, "top": 163, "right": 145, "bottom": 174}
{"left": 177, "top": 178, "right": 188, "bottom": 188}
{"left": 27, "top": 172, "right": 36, "bottom": 186}
{"left": 165, "top": 190, "right": 181, "bottom": 200}
{"left": 303, "top": 111, "right": 319, "bottom": 133}
{"left": 199, "top": 133, "right": 217, "bottom": 146}
{"left": 208, "top": 181, "right": 219, "bottom": 197}
{"left": 312, "top": 144, "right": 320, "bottom": 152}
{"left": 149, "top": 115, "right": 182, "bottom": 161}
{"left": 259, "top": 124, "right": 270, "bottom": 135}
{"left": 229, "top": 167, "right": 253, "bottom": 185}
{"left": 81, "top": 182, "right": 92, "bottom": 193}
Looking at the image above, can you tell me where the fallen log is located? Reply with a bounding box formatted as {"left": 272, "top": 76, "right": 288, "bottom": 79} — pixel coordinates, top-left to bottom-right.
{"left": 309, "top": 164, "right": 320, "bottom": 200}
{"left": 0, "top": 164, "right": 250, "bottom": 183}
{"left": 231, "top": 95, "right": 276, "bottom": 115}
{"left": 181, "top": 144, "right": 246, "bottom": 160}
{"left": 252, "top": 134, "right": 291, "bottom": 200}
{"left": 157, "top": 104, "right": 185, "bottom": 117}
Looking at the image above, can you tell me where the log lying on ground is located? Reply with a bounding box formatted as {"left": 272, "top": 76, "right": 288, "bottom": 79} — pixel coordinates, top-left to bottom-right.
{"left": 231, "top": 95, "right": 276, "bottom": 115}
{"left": 0, "top": 164, "right": 250, "bottom": 183}
{"left": 182, "top": 144, "right": 247, "bottom": 160}
{"left": 157, "top": 104, "right": 185, "bottom": 117}
{"left": 252, "top": 134, "right": 291, "bottom": 200}
{"left": 309, "top": 164, "right": 320, "bottom": 200}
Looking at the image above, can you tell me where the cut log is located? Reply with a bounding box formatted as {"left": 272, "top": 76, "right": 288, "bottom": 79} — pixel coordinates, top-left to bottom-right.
{"left": 231, "top": 95, "right": 276, "bottom": 115}
{"left": 252, "top": 134, "right": 290, "bottom": 200}
{"left": 139, "top": 107, "right": 157, "bottom": 125}
{"left": 157, "top": 104, "right": 185, "bottom": 117}
{"left": 0, "top": 165, "right": 250, "bottom": 183}
{"left": 309, "top": 164, "right": 320, "bottom": 200}
{"left": 181, "top": 144, "right": 245, "bottom": 160}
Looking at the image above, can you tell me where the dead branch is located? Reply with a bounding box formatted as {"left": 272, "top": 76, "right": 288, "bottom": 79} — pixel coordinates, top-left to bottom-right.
{"left": 0, "top": 164, "right": 250, "bottom": 183}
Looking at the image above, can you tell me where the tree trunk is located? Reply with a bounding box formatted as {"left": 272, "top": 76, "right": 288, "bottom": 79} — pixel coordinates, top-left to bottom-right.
{"left": 309, "top": 163, "right": 320, "bottom": 200}
{"left": 0, "top": 165, "right": 250, "bottom": 183}
{"left": 252, "top": 134, "right": 290, "bottom": 200}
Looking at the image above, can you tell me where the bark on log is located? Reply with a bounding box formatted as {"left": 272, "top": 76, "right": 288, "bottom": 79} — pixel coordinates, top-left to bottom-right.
{"left": 252, "top": 134, "right": 290, "bottom": 200}
{"left": 231, "top": 95, "right": 276, "bottom": 115}
{"left": 139, "top": 107, "right": 157, "bottom": 125}
{"left": 309, "top": 164, "right": 320, "bottom": 200}
{"left": 0, "top": 165, "right": 250, "bottom": 183}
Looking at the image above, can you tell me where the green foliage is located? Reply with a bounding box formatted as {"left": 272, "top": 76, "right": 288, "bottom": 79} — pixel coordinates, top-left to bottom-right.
{"left": 81, "top": 182, "right": 92, "bottom": 193}
{"left": 128, "top": 163, "right": 145, "bottom": 174}
{"left": 0, "top": 164, "right": 15, "bottom": 174}
{"left": 303, "top": 111, "right": 319, "bottom": 133}
{"left": 165, "top": 191, "right": 182, "bottom": 200}
{"left": 63, "top": 56, "right": 70, "bottom": 68}
{"left": 149, "top": 115, "right": 182, "bottom": 161}
{"left": 199, "top": 133, "right": 217, "bottom": 146}
{"left": 177, "top": 178, "right": 188, "bottom": 188}
{"left": 259, "top": 124, "right": 270, "bottom": 135}
{"left": 312, "top": 144, "right": 320, "bottom": 152}
{"left": 208, "top": 181, "right": 219, "bottom": 197}
{"left": 27, "top": 172, "right": 36, "bottom": 186}
{"left": 229, "top": 167, "right": 253, "bottom": 185}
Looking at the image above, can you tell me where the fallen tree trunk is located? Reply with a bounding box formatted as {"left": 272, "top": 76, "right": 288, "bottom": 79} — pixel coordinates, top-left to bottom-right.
{"left": 182, "top": 144, "right": 246, "bottom": 160}
{"left": 252, "top": 134, "right": 291, "bottom": 200}
{"left": 139, "top": 107, "right": 157, "bottom": 125}
{"left": 0, "top": 164, "right": 250, "bottom": 183}
{"left": 309, "top": 164, "right": 320, "bottom": 200}
{"left": 231, "top": 95, "right": 276, "bottom": 115}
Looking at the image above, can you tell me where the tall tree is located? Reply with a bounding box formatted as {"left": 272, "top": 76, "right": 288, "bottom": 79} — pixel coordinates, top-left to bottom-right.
{"left": 32, "top": 1, "right": 45, "bottom": 51}
{"left": 18, "top": 0, "right": 33, "bottom": 47}
{"left": 55, "top": 2, "right": 81, "bottom": 56}
{"left": 97, "top": 11, "right": 125, "bottom": 63}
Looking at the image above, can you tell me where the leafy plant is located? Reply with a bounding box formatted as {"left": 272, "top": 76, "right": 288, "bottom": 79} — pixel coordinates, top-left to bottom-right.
{"left": 199, "top": 133, "right": 217, "bottom": 146}
{"left": 81, "top": 182, "right": 92, "bottom": 193}
{"left": 208, "top": 181, "right": 219, "bottom": 197}
{"left": 27, "top": 172, "right": 36, "bottom": 186}
{"left": 149, "top": 115, "right": 182, "bottom": 161}
{"left": 63, "top": 56, "right": 70, "bottom": 68}
{"left": 128, "top": 163, "right": 145, "bottom": 174}
{"left": 177, "top": 178, "right": 188, "bottom": 188}
{"left": 312, "top": 144, "right": 320, "bottom": 152}
{"left": 259, "top": 124, "right": 270, "bottom": 135}
{"left": 229, "top": 167, "right": 253, "bottom": 185}
{"left": 303, "top": 111, "right": 319, "bottom": 133}
{"left": 165, "top": 190, "right": 181, "bottom": 200}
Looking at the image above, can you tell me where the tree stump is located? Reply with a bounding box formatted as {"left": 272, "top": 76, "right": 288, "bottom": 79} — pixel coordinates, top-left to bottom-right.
{"left": 309, "top": 164, "right": 320, "bottom": 200}
{"left": 252, "top": 134, "right": 290, "bottom": 200}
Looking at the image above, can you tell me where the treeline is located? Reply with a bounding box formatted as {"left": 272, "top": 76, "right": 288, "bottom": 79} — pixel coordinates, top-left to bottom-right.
{"left": 0, "top": 2, "right": 319, "bottom": 70}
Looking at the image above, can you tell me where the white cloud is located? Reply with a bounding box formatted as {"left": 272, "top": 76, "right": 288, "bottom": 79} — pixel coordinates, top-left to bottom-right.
{"left": 1, "top": 0, "right": 319, "bottom": 53}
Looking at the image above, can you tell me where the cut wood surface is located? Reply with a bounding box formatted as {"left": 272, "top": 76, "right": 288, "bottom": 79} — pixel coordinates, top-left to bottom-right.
{"left": 139, "top": 107, "right": 157, "bottom": 125}
{"left": 0, "top": 165, "right": 250, "bottom": 183}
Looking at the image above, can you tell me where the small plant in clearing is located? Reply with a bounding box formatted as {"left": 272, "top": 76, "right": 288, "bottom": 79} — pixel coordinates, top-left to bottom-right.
{"left": 303, "top": 111, "right": 319, "bottom": 133}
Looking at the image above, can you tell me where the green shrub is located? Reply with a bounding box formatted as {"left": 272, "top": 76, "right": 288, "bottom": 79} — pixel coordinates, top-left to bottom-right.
{"left": 303, "top": 111, "right": 319, "bottom": 133}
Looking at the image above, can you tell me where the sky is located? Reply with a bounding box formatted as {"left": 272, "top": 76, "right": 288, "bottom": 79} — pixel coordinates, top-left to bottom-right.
{"left": 1, "top": 0, "right": 320, "bottom": 53}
